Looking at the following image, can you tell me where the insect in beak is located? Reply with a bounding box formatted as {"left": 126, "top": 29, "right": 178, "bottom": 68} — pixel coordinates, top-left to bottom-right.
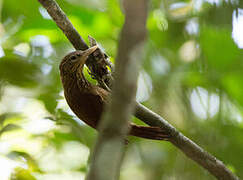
{"left": 78, "top": 45, "right": 99, "bottom": 65}
{"left": 75, "top": 45, "right": 98, "bottom": 76}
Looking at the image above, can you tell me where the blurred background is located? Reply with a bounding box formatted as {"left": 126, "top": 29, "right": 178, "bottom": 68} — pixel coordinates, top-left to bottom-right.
{"left": 0, "top": 0, "right": 243, "bottom": 179}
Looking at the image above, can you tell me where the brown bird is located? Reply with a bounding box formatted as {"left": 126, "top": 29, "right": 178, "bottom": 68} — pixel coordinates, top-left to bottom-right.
{"left": 59, "top": 46, "right": 169, "bottom": 140}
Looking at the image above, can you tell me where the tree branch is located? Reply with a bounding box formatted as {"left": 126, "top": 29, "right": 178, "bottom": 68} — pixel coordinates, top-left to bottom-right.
{"left": 37, "top": 0, "right": 239, "bottom": 179}
{"left": 86, "top": 0, "right": 148, "bottom": 179}
{"left": 38, "top": 0, "right": 111, "bottom": 84}
{"left": 38, "top": 0, "right": 88, "bottom": 50}
{"left": 135, "top": 103, "right": 238, "bottom": 180}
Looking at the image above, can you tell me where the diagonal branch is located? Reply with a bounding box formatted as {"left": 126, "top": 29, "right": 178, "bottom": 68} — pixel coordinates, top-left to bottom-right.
{"left": 37, "top": 0, "right": 239, "bottom": 179}
{"left": 38, "top": 0, "right": 111, "bottom": 85}
{"left": 135, "top": 103, "right": 238, "bottom": 180}
{"left": 38, "top": 0, "right": 88, "bottom": 50}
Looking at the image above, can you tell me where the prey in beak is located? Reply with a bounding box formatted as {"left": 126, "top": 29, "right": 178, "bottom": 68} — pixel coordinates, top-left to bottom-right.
{"left": 73, "top": 45, "right": 98, "bottom": 76}
{"left": 70, "top": 45, "right": 98, "bottom": 71}
{"left": 75, "top": 45, "right": 98, "bottom": 66}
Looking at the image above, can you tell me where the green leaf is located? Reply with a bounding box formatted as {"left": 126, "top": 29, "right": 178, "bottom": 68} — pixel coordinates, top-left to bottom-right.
{"left": 0, "top": 124, "right": 21, "bottom": 136}
{"left": 8, "top": 151, "right": 41, "bottom": 172}
{"left": 11, "top": 167, "right": 36, "bottom": 180}
{"left": 0, "top": 113, "right": 21, "bottom": 126}
{"left": 200, "top": 27, "right": 241, "bottom": 72}
{"left": 222, "top": 73, "right": 243, "bottom": 106}
{"left": 38, "top": 93, "right": 58, "bottom": 114}
{"left": 0, "top": 57, "right": 40, "bottom": 87}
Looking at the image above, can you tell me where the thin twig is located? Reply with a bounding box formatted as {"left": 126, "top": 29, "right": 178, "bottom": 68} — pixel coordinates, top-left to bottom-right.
{"left": 37, "top": 0, "right": 239, "bottom": 179}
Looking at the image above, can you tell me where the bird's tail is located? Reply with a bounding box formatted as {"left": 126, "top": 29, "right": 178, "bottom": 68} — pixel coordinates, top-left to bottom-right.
{"left": 129, "top": 124, "right": 170, "bottom": 140}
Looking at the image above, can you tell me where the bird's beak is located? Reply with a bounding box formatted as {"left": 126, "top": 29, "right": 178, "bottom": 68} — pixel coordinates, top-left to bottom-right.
{"left": 79, "top": 45, "right": 98, "bottom": 65}
{"left": 74, "top": 45, "right": 98, "bottom": 74}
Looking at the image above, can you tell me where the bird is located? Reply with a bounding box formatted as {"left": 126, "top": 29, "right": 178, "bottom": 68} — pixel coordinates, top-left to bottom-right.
{"left": 59, "top": 46, "right": 169, "bottom": 140}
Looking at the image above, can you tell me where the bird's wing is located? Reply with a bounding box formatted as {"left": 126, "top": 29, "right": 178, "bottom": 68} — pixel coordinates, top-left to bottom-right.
{"left": 90, "top": 85, "right": 110, "bottom": 105}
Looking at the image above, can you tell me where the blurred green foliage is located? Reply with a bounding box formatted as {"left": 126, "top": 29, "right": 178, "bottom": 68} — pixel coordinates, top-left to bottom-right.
{"left": 0, "top": 0, "right": 243, "bottom": 179}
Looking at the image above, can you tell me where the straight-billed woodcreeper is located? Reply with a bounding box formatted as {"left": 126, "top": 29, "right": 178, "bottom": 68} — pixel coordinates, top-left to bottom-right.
{"left": 59, "top": 46, "right": 169, "bottom": 140}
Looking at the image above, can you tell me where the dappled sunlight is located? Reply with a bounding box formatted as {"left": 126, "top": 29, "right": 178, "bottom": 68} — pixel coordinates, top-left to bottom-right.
{"left": 151, "top": 54, "right": 170, "bottom": 75}
{"left": 0, "top": 123, "right": 44, "bottom": 157}
{"left": 179, "top": 40, "right": 199, "bottom": 62}
{"left": 39, "top": 7, "right": 52, "bottom": 20}
{"left": 56, "top": 91, "right": 70, "bottom": 112}
{"left": 136, "top": 71, "right": 153, "bottom": 102}
{"left": 205, "top": 0, "right": 239, "bottom": 6}
{"left": 168, "top": 1, "right": 193, "bottom": 19}
{"left": 22, "top": 119, "right": 55, "bottom": 135}
{"left": 185, "top": 18, "right": 199, "bottom": 35}
{"left": 21, "top": 100, "right": 55, "bottom": 133}
{"left": 41, "top": 64, "right": 52, "bottom": 75}
{"left": 30, "top": 35, "right": 54, "bottom": 58}
{"left": 0, "top": 0, "right": 243, "bottom": 179}
{"left": 0, "top": 86, "right": 36, "bottom": 113}
{"left": 38, "top": 141, "right": 89, "bottom": 172}
{"left": 190, "top": 87, "right": 219, "bottom": 119}
{"left": 60, "top": 141, "right": 89, "bottom": 169}
{"left": 0, "top": 45, "right": 5, "bottom": 58}
{"left": 0, "top": 130, "right": 43, "bottom": 179}
{"left": 121, "top": 167, "right": 147, "bottom": 180}
{"left": 224, "top": 101, "right": 243, "bottom": 123}
{"left": 232, "top": 9, "right": 243, "bottom": 48}
{"left": 33, "top": 171, "right": 85, "bottom": 180}
{"left": 14, "top": 43, "right": 31, "bottom": 57}
{"left": 0, "top": 86, "right": 55, "bottom": 134}
{"left": 0, "top": 156, "right": 24, "bottom": 180}
{"left": 0, "top": 141, "right": 11, "bottom": 154}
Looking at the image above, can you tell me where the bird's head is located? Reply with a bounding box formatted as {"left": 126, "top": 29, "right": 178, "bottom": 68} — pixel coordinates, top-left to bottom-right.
{"left": 59, "top": 45, "right": 98, "bottom": 77}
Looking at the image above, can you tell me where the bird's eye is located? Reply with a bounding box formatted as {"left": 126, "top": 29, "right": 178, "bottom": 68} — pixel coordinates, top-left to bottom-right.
{"left": 77, "top": 54, "right": 81, "bottom": 57}
{"left": 70, "top": 55, "right": 76, "bottom": 60}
